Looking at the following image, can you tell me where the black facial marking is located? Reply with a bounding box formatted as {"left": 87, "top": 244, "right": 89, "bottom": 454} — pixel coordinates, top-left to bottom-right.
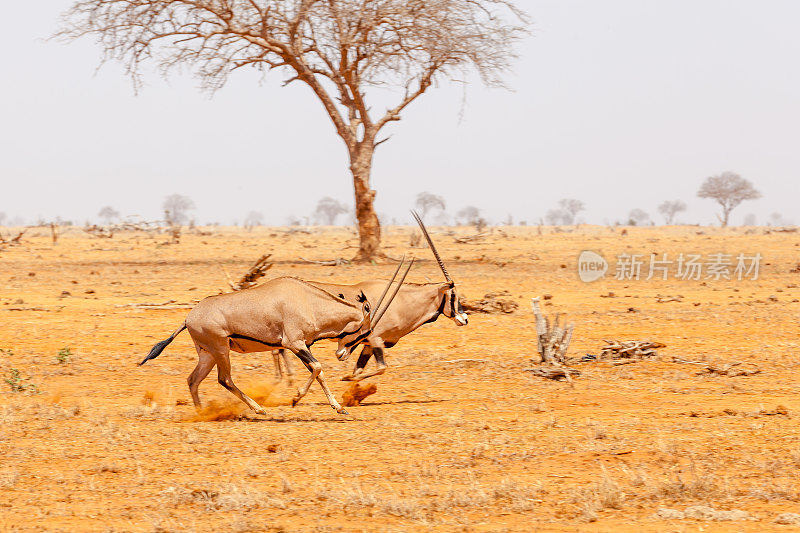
{"left": 345, "top": 330, "right": 371, "bottom": 348}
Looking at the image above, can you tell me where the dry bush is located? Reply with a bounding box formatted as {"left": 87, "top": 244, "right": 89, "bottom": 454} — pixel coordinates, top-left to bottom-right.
{"left": 162, "top": 483, "right": 287, "bottom": 512}
{"left": 571, "top": 469, "right": 626, "bottom": 521}
{"left": 0, "top": 469, "right": 19, "bottom": 489}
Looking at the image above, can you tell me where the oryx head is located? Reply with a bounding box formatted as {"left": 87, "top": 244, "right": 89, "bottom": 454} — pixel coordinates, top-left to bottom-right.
{"left": 335, "top": 257, "right": 415, "bottom": 360}
{"left": 412, "top": 210, "right": 469, "bottom": 326}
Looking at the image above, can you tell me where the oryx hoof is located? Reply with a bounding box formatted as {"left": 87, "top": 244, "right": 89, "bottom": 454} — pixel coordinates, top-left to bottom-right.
{"left": 254, "top": 408, "right": 267, "bottom": 416}
{"left": 291, "top": 396, "right": 301, "bottom": 407}
{"left": 336, "top": 407, "right": 349, "bottom": 415}
{"left": 340, "top": 375, "right": 355, "bottom": 382}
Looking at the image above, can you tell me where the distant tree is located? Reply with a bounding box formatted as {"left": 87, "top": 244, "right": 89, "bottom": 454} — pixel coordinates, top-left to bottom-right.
{"left": 243, "top": 211, "right": 264, "bottom": 231}
{"left": 657, "top": 200, "right": 686, "bottom": 225}
{"left": 697, "top": 172, "right": 761, "bottom": 227}
{"left": 627, "top": 208, "right": 650, "bottom": 226}
{"left": 768, "top": 212, "right": 791, "bottom": 226}
{"left": 743, "top": 213, "right": 757, "bottom": 226}
{"left": 545, "top": 209, "right": 572, "bottom": 226}
{"left": 314, "top": 197, "right": 348, "bottom": 225}
{"left": 558, "top": 199, "right": 585, "bottom": 220}
{"left": 415, "top": 192, "right": 446, "bottom": 222}
{"left": 163, "top": 194, "right": 195, "bottom": 226}
{"left": 456, "top": 206, "right": 481, "bottom": 226}
{"left": 98, "top": 206, "right": 120, "bottom": 224}
{"left": 0, "top": 212, "right": 6, "bottom": 226}
{"left": 544, "top": 199, "right": 584, "bottom": 226}
{"left": 287, "top": 215, "right": 301, "bottom": 227}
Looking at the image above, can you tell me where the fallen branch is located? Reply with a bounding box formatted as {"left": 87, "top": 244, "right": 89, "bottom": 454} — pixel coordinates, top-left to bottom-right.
{"left": 454, "top": 232, "right": 489, "bottom": 244}
{"left": 462, "top": 291, "right": 518, "bottom": 314}
{"left": 300, "top": 257, "right": 350, "bottom": 266}
{"left": 115, "top": 300, "right": 195, "bottom": 310}
{"left": 601, "top": 340, "right": 665, "bottom": 360}
{"left": 524, "top": 365, "right": 580, "bottom": 381}
{"left": 228, "top": 254, "right": 273, "bottom": 290}
{"left": 671, "top": 357, "right": 761, "bottom": 377}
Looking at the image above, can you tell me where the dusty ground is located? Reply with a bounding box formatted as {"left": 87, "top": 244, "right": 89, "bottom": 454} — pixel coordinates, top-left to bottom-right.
{"left": 1, "top": 224, "right": 799, "bottom": 532}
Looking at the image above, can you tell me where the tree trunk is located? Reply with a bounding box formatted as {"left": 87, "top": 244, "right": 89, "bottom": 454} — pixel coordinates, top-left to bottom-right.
{"left": 350, "top": 144, "right": 381, "bottom": 262}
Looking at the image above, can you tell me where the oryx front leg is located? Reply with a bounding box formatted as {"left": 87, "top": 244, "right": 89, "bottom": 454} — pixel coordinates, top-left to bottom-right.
{"left": 344, "top": 347, "right": 387, "bottom": 382}
{"left": 289, "top": 345, "right": 348, "bottom": 415}
{"left": 187, "top": 347, "right": 216, "bottom": 409}
{"left": 209, "top": 345, "right": 267, "bottom": 415}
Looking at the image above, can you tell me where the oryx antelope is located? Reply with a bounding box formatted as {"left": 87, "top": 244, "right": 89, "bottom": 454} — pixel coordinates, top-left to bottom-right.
{"left": 272, "top": 211, "right": 469, "bottom": 382}
{"left": 139, "top": 261, "right": 412, "bottom": 415}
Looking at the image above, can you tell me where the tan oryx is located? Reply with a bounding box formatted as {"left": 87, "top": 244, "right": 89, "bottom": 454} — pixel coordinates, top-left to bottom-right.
{"left": 139, "top": 260, "right": 413, "bottom": 415}
{"left": 272, "top": 211, "right": 469, "bottom": 382}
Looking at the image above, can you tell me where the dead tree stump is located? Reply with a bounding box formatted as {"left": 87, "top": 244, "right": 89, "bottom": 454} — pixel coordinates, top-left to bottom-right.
{"left": 531, "top": 297, "right": 574, "bottom": 364}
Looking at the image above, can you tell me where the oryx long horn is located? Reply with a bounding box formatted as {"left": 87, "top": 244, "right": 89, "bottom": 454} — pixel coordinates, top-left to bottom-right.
{"left": 371, "top": 255, "right": 406, "bottom": 321}
{"left": 411, "top": 210, "right": 453, "bottom": 284}
{"left": 371, "top": 258, "right": 415, "bottom": 328}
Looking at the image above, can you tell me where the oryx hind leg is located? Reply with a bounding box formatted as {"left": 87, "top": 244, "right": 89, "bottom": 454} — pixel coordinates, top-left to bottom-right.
{"left": 271, "top": 349, "right": 295, "bottom": 385}
{"left": 187, "top": 347, "right": 216, "bottom": 408}
{"left": 205, "top": 343, "right": 267, "bottom": 415}
{"left": 281, "top": 349, "right": 295, "bottom": 384}
{"left": 271, "top": 350, "right": 284, "bottom": 382}
{"left": 288, "top": 344, "right": 347, "bottom": 415}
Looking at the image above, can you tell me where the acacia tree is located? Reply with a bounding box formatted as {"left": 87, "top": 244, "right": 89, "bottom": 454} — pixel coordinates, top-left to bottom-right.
{"left": 60, "top": 1, "right": 526, "bottom": 261}
{"left": 697, "top": 172, "right": 761, "bottom": 227}
{"left": 657, "top": 200, "right": 686, "bottom": 225}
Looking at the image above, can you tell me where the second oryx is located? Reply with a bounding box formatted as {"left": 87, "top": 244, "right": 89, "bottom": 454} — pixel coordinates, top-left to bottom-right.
{"left": 139, "top": 260, "right": 412, "bottom": 415}
{"left": 272, "top": 211, "right": 468, "bottom": 383}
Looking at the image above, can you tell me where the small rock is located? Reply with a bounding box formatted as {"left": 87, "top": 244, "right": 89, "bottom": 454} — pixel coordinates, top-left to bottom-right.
{"left": 12, "top": 298, "right": 24, "bottom": 305}
{"left": 60, "top": 291, "right": 71, "bottom": 298}
{"left": 655, "top": 508, "right": 685, "bottom": 520}
{"left": 543, "top": 294, "right": 553, "bottom": 300}
{"left": 684, "top": 505, "right": 753, "bottom": 521}
{"left": 775, "top": 513, "right": 800, "bottom": 525}
{"left": 684, "top": 505, "right": 717, "bottom": 520}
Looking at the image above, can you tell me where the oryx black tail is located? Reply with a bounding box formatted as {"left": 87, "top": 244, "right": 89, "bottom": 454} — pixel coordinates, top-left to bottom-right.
{"left": 140, "top": 324, "right": 187, "bottom": 366}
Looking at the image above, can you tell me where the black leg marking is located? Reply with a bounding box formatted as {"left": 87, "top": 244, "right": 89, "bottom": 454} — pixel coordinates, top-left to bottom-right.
{"left": 373, "top": 347, "right": 386, "bottom": 368}
{"left": 355, "top": 345, "right": 373, "bottom": 371}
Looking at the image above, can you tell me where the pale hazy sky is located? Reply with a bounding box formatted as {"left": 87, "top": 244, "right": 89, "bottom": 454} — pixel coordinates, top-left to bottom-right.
{"left": 1, "top": 1, "right": 798, "bottom": 226}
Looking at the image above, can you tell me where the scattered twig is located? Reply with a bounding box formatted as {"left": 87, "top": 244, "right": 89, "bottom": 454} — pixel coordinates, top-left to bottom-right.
{"left": 453, "top": 232, "right": 489, "bottom": 244}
